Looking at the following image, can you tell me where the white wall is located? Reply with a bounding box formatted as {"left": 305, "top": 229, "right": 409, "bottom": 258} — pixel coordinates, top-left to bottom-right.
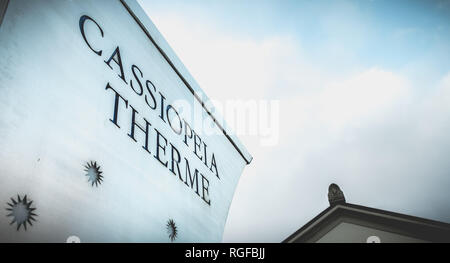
{"left": 0, "top": 0, "right": 247, "bottom": 242}
{"left": 317, "top": 222, "right": 427, "bottom": 243}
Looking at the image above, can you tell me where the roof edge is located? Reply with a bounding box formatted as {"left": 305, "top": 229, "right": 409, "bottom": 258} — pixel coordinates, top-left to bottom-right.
{"left": 283, "top": 203, "right": 450, "bottom": 243}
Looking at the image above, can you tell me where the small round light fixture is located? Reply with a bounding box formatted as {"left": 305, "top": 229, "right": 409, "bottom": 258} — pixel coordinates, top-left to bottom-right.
{"left": 166, "top": 219, "right": 178, "bottom": 242}
{"left": 6, "top": 195, "right": 37, "bottom": 231}
{"left": 84, "top": 161, "right": 103, "bottom": 187}
{"left": 66, "top": 235, "right": 81, "bottom": 243}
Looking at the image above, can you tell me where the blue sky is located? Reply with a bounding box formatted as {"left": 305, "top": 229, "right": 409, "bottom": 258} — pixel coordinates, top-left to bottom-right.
{"left": 138, "top": 0, "right": 450, "bottom": 242}
{"left": 140, "top": 0, "right": 450, "bottom": 75}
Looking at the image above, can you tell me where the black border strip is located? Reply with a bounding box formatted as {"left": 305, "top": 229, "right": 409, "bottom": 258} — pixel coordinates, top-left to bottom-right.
{"left": 119, "top": 0, "right": 252, "bottom": 164}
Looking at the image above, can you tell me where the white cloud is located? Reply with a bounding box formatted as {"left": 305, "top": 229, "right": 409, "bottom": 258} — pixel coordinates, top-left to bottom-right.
{"left": 149, "top": 12, "right": 323, "bottom": 101}
{"left": 143, "top": 8, "right": 450, "bottom": 242}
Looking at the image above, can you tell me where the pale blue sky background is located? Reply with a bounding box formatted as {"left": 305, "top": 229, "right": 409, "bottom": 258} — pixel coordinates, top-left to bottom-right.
{"left": 138, "top": 0, "right": 450, "bottom": 242}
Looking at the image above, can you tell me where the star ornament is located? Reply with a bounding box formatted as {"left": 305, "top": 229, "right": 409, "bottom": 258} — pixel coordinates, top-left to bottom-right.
{"left": 167, "top": 219, "right": 178, "bottom": 242}
{"left": 84, "top": 161, "right": 103, "bottom": 187}
{"left": 6, "top": 195, "right": 37, "bottom": 231}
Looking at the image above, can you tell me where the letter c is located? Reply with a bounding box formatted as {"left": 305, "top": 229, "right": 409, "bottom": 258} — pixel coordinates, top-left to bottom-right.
{"left": 79, "top": 15, "right": 104, "bottom": 56}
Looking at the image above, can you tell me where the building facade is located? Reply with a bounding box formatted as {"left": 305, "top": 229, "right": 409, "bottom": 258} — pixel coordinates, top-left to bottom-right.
{"left": 0, "top": 0, "right": 252, "bottom": 242}
{"left": 284, "top": 184, "right": 450, "bottom": 243}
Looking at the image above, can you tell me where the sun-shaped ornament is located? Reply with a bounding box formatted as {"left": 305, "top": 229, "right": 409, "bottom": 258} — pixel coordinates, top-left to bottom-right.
{"left": 6, "top": 195, "right": 37, "bottom": 231}
{"left": 166, "top": 219, "right": 178, "bottom": 242}
{"left": 84, "top": 161, "right": 103, "bottom": 187}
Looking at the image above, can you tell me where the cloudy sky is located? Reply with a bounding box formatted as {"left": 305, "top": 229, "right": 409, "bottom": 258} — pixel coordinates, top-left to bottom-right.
{"left": 137, "top": 0, "right": 450, "bottom": 242}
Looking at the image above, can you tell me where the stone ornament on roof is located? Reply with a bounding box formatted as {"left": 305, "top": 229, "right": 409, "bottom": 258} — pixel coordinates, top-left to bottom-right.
{"left": 328, "top": 183, "right": 346, "bottom": 206}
